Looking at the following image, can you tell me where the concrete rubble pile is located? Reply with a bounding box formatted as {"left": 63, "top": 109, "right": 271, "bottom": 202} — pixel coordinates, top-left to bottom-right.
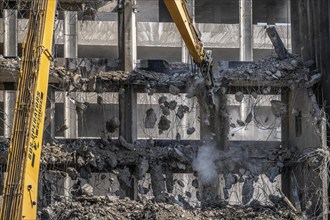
{"left": 0, "top": 56, "right": 20, "bottom": 71}
{"left": 219, "top": 55, "right": 321, "bottom": 88}
{"left": 40, "top": 195, "right": 303, "bottom": 220}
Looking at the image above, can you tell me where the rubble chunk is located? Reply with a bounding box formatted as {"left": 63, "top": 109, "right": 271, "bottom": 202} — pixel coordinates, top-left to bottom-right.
{"left": 160, "top": 105, "right": 171, "bottom": 116}
{"left": 235, "top": 91, "right": 244, "bottom": 102}
{"left": 245, "top": 112, "right": 253, "bottom": 124}
{"left": 242, "top": 178, "right": 254, "bottom": 205}
{"left": 169, "top": 85, "right": 180, "bottom": 95}
{"left": 177, "top": 180, "right": 185, "bottom": 188}
{"left": 158, "top": 116, "right": 171, "bottom": 132}
{"left": 271, "top": 100, "right": 287, "bottom": 117}
{"left": 81, "top": 183, "right": 94, "bottom": 197}
{"left": 236, "top": 119, "right": 245, "bottom": 126}
{"left": 169, "top": 100, "right": 178, "bottom": 110}
{"left": 187, "top": 127, "right": 196, "bottom": 135}
{"left": 192, "top": 179, "right": 199, "bottom": 188}
{"left": 145, "top": 108, "right": 157, "bottom": 128}
{"left": 119, "top": 136, "right": 135, "bottom": 151}
{"left": 66, "top": 167, "right": 79, "bottom": 180}
{"left": 106, "top": 116, "right": 120, "bottom": 133}
{"left": 158, "top": 96, "right": 168, "bottom": 104}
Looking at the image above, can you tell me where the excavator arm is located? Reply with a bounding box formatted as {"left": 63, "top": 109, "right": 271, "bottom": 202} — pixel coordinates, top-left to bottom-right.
{"left": 163, "top": 0, "right": 214, "bottom": 89}
{"left": 1, "top": 0, "right": 57, "bottom": 219}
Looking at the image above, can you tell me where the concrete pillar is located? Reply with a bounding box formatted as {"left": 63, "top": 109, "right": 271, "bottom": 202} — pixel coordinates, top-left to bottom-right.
{"left": 64, "top": 11, "right": 78, "bottom": 138}
{"left": 119, "top": 86, "right": 137, "bottom": 144}
{"left": 181, "top": 0, "right": 195, "bottom": 63}
{"left": 150, "top": 163, "right": 165, "bottom": 200}
{"left": 118, "top": 0, "right": 137, "bottom": 71}
{"left": 4, "top": 91, "right": 15, "bottom": 139}
{"left": 64, "top": 11, "right": 78, "bottom": 59}
{"left": 3, "top": 9, "right": 17, "bottom": 57}
{"left": 290, "top": 0, "right": 301, "bottom": 54}
{"left": 64, "top": 93, "right": 78, "bottom": 138}
{"left": 43, "top": 87, "right": 55, "bottom": 143}
{"left": 239, "top": 0, "right": 253, "bottom": 61}
{"left": 117, "top": 0, "right": 138, "bottom": 199}
{"left": 298, "top": 0, "right": 311, "bottom": 60}
{"left": 63, "top": 11, "right": 78, "bottom": 199}
{"left": 321, "top": 114, "right": 328, "bottom": 220}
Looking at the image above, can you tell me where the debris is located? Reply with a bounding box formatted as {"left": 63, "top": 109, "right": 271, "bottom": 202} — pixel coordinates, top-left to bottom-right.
{"left": 266, "top": 26, "right": 289, "bottom": 60}
{"left": 169, "top": 85, "right": 180, "bottom": 95}
{"left": 176, "top": 105, "right": 189, "bottom": 119}
{"left": 144, "top": 108, "right": 157, "bottom": 128}
{"left": 160, "top": 105, "right": 171, "bottom": 116}
{"left": 187, "top": 127, "right": 196, "bottom": 135}
{"left": 290, "top": 175, "right": 302, "bottom": 212}
{"left": 137, "top": 157, "right": 149, "bottom": 179}
{"left": 235, "top": 91, "right": 244, "bottom": 102}
{"left": 251, "top": 92, "right": 258, "bottom": 99}
{"left": 117, "top": 167, "right": 132, "bottom": 196}
{"left": 177, "top": 179, "right": 185, "bottom": 188}
{"left": 242, "top": 178, "right": 254, "bottom": 205}
{"left": 150, "top": 164, "right": 166, "bottom": 201}
{"left": 41, "top": 195, "right": 303, "bottom": 220}
{"left": 56, "top": 124, "right": 69, "bottom": 133}
{"left": 75, "top": 100, "right": 88, "bottom": 113}
{"left": 274, "top": 70, "right": 282, "bottom": 78}
{"left": 176, "top": 132, "right": 181, "bottom": 141}
{"left": 97, "top": 95, "right": 103, "bottom": 105}
{"left": 305, "top": 73, "right": 321, "bottom": 87}
{"left": 176, "top": 106, "right": 185, "bottom": 119}
{"left": 192, "top": 179, "right": 199, "bottom": 188}
{"left": 106, "top": 116, "right": 120, "bottom": 133}
{"left": 119, "top": 136, "right": 135, "bottom": 151}
{"left": 158, "top": 116, "right": 171, "bottom": 132}
{"left": 66, "top": 167, "right": 79, "bottom": 180}
{"left": 245, "top": 112, "right": 253, "bottom": 124}
{"left": 237, "top": 119, "right": 245, "bottom": 126}
{"left": 271, "top": 100, "right": 287, "bottom": 117}
{"left": 173, "top": 148, "right": 190, "bottom": 163}
{"left": 169, "top": 100, "right": 178, "bottom": 110}
{"left": 81, "top": 183, "right": 93, "bottom": 197}
{"left": 158, "top": 96, "right": 168, "bottom": 104}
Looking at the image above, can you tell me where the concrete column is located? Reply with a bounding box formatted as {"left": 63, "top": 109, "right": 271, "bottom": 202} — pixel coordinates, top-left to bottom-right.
{"left": 43, "top": 87, "right": 55, "bottom": 143}
{"left": 64, "top": 11, "right": 78, "bottom": 59}
{"left": 298, "top": 0, "right": 311, "bottom": 60}
{"left": 4, "top": 91, "right": 15, "bottom": 139}
{"left": 3, "top": 9, "right": 17, "bottom": 57}
{"left": 150, "top": 163, "right": 165, "bottom": 200}
{"left": 290, "top": 0, "right": 301, "bottom": 54}
{"left": 321, "top": 114, "right": 328, "bottom": 220}
{"left": 64, "top": 11, "right": 78, "bottom": 138}
{"left": 118, "top": 0, "right": 137, "bottom": 71}
{"left": 117, "top": 0, "right": 138, "bottom": 199}
{"left": 119, "top": 87, "right": 137, "bottom": 144}
{"left": 239, "top": 0, "right": 253, "bottom": 61}
{"left": 181, "top": 0, "right": 195, "bottom": 63}
{"left": 64, "top": 93, "right": 78, "bottom": 138}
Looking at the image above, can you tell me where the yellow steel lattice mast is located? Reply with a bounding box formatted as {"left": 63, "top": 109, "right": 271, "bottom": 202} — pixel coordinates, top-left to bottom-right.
{"left": 1, "top": 0, "right": 56, "bottom": 219}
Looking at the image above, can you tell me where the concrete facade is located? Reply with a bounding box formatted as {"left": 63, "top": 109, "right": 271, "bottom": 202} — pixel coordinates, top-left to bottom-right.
{"left": 0, "top": 0, "right": 329, "bottom": 219}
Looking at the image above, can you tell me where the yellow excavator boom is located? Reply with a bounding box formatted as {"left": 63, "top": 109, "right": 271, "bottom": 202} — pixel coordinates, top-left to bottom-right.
{"left": 164, "top": 0, "right": 215, "bottom": 99}
{"left": 0, "top": 0, "right": 57, "bottom": 219}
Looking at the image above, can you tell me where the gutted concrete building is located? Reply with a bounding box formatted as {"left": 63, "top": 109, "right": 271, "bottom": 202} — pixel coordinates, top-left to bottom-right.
{"left": 0, "top": 0, "right": 329, "bottom": 219}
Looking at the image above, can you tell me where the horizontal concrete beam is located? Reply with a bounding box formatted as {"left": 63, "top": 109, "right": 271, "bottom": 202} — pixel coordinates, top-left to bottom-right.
{"left": 0, "top": 20, "right": 291, "bottom": 49}
{"left": 4, "top": 0, "right": 111, "bottom": 11}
